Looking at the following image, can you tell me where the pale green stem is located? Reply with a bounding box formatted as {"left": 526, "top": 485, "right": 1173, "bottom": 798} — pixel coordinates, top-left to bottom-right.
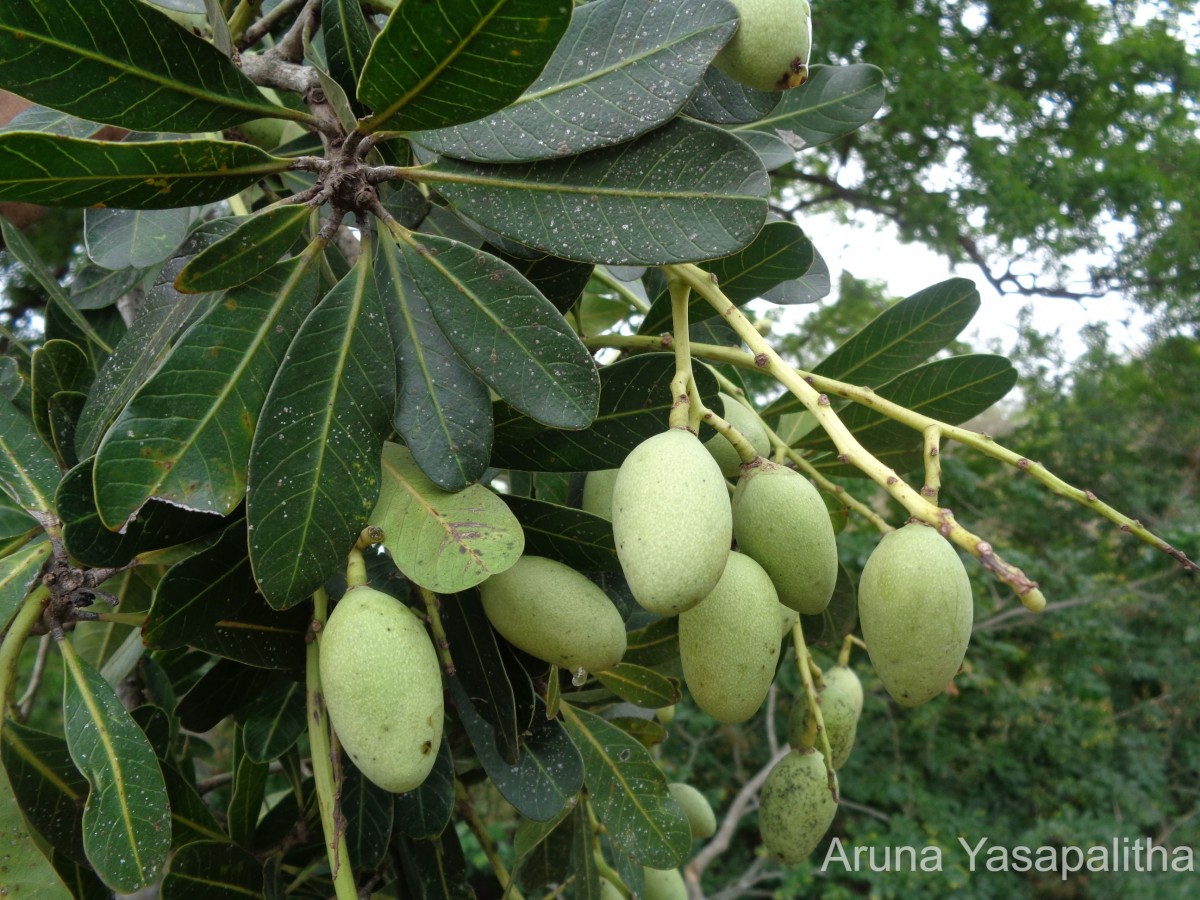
{"left": 344, "top": 546, "right": 367, "bottom": 591}
{"left": 306, "top": 588, "right": 358, "bottom": 900}
{"left": 837, "top": 635, "right": 866, "bottom": 668}
{"left": 418, "top": 588, "right": 457, "bottom": 676}
{"left": 922, "top": 425, "right": 943, "bottom": 503}
{"left": 791, "top": 621, "right": 839, "bottom": 800}
{"left": 590, "top": 267, "right": 652, "bottom": 315}
{"left": 666, "top": 279, "right": 695, "bottom": 431}
{"left": 0, "top": 586, "right": 47, "bottom": 740}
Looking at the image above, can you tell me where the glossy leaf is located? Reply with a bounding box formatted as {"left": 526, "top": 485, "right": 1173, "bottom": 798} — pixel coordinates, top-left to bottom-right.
{"left": 799, "top": 563, "right": 857, "bottom": 649}
{"left": 805, "top": 354, "right": 1019, "bottom": 476}
{"left": 500, "top": 496, "right": 620, "bottom": 572}
{"left": 31, "top": 340, "right": 92, "bottom": 459}
{"left": 560, "top": 704, "right": 690, "bottom": 869}
{"left": 764, "top": 278, "right": 981, "bottom": 418}
{"left": 0, "top": 0, "right": 307, "bottom": 132}
{"left": 426, "top": 117, "right": 769, "bottom": 265}
{"left": 394, "top": 832, "right": 475, "bottom": 900}
{"left": 174, "top": 206, "right": 313, "bottom": 294}
{"left": 247, "top": 253, "right": 396, "bottom": 610}
{"left": 490, "top": 353, "right": 719, "bottom": 471}
{"left": 358, "top": 0, "right": 571, "bottom": 133}
{"left": 59, "top": 638, "right": 172, "bottom": 893}
{"left": 736, "top": 64, "right": 886, "bottom": 150}
{"left": 371, "top": 442, "right": 524, "bottom": 593}
{"left": 1, "top": 721, "right": 89, "bottom": 864}
{"left": 342, "top": 759, "right": 395, "bottom": 870}
{"left": 95, "top": 258, "right": 319, "bottom": 527}
{"left": 492, "top": 248, "right": 595, "bottom": 315}
{"left": 609, "top": 716, "right": 668, "bottom": 748}
{"left": 620, "top": 618, "right": 679, "bottom": 671}
{"left": 513, "top": 811, "right": 574, "bottom": 892}
{"left": 414, "top": 0, "right": 737, "bottom": 162}
{"left": 684, "top": 65, "right": 782, "bottom": 125}
{"left": 393, "top": 736, "right": 456, "bottom": 840}
{"left": 237, "top": 677, "right": 306, "bottom": 764}
{"left": 85, "top": 207, "right": 196, "bottom": 271}
{"left": 71, "top": 264, "right": 147, "bottom": 311}
{"left": 322, "top": 0, "right": 372, "bottom": 116}
{"left": 638, "top": 221, "right": 815, "bottom": 334}
{"left": 0, "top": 763, "right": 72, "bottom": 899}
{"left": 176, "top": 660, "right": 276, "bottom": 734}
{"left": 375, "top": 237, "right": 493, "bottom": 491}
{"left": 0, "top": 102, "right": 101, "bottom": 138}
{"left": 0, "top": 538, "right": 51, "bottom": 630}
{"left": 186, "top": 594, "right": 310, "bottom": 671}
{"left": 0, "top": 397, "right": 60, "bottom": 516}
{"left": 397, "top": 232, "right": 600, "bottom": 430}
{"left": 594, "top": 663, "right": 681, "bottom": 710}
{"left": 161, "top": 841, "right": 264, "bottom": 900}
{"left": 227, "top": 726, "right": 268, "bottom": 847}
{"left": 765, "top": 245, "right": 831, "bottom": 305}
{"left": 0, "top": 133, "right": 291, "bottom": 210}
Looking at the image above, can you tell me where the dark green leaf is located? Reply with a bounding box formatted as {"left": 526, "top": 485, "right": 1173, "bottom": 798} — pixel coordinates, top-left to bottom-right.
{"left": 440, "top": 592, "right": 521, "bottom": 764}
{"left": 31, "top": 340, "right": 92, "bottom": 459}
{"left": 490, "top": 353, "right": 719, "bottom": 471}
{"left": 736, "top": 129, "right": 796, "bottom": 171}
{"left": 70, "top": 264, "right": 147, "bottom": 311}
{"left": 514, "top": 811, "right": 573, "bottom": 892}
{"left": 414, "top": 0, "right": 737, "bottom": 162}
{"left": 0, "top": 0, "right": 308, "bottom": 132}
{"left": 449, "top": 679, "right": 582, "bottom": 822}
{"left": 0, "top": 397, "right": 60, "bottom": 516}
{"left": 227, "top": 726, "right": 268, "bottom": 847}
{"left": 491, "top": 248, "right": 594, "bottom": 316}
{"left": 608, "top": 716, "right": 668, "bottom": 748}
{"left": 57, "top": 458, "right": 226, "bottom": 569}
{"left": 569, "top": 800, "right": 601, "bottom": 899}
{"left": 500, "top": 496, "right": 619, "bottom": 572}
{"left": 394, "top": 736, "right": 455, "bottom": 840}
{"left": 47, "top": 391, "right": 87, "bottom": 469}
{"left": 0, "top": 133, "right": 290, "bottom": 209}
{"left": 371, "top": 442, "right": 524, "bottom": 593}
{"left": 161, "top": 840, "right": 264, "bottom": 900}
{"left": 397, "top": 232, "right": 600, "bottom": 429}
{"left": 0, "top": 490, "right": 36, "bottom": 542}
{"left": 174, "top": 206, "right": 313, "bottom": 294}
{"left": 187, "top": 594, "right": 309, "bottom": 671}
{"left": 1, "top": 721, "right": 89, "bottom": 864}
{"left": 0, "top": 102, "right": 101, "bottom": 138}
{"left": 426, "top": 117, "right": 769, "bottom": 265}
{"left": 159, "top": 763, "right": 226, "bottom": 846}
{"left": 94, "top": 258, "right": 319, "bottom": 526}
{"left": 176, "top": 660, "right": 275, "bottom": 734}
{"left": 637, "top": 221, "right": 815, "bottom": 334}
{"left": 84, "top": 207, "right": 196, "bottom": 271}
{"left": 764, "top": 246, "right": 830, "bottom": 304}
{"left": 131, "top": 704, "right": 173, "bottom": 761}
{"left": 619, "top": 618, "right": 679, "bottom": 672}
{"left": 376, "top": 238, "right": 493, "bottom": 491}
{"left": 322, "top": 0, "right": 373, "bottom": 117}
{"left": 764, "top": 278, "right": 981, "bottom": 418}
{"left": 247, "top": 252, "right": 396, "bottom": 609}
{"left": 50, "top": 849, "right": 110, "bottom": 900}
{"left": 805, "top": 355, "right": 1018, "bottom": 476}
{"left": 358, "top": 0, "right": 571, "bottom": 133}
{"left": 394, "top": 832, "right": 475, "bottom": 900}
{"left": 684, "top": 65, "right": 782, "bottom": 125}
{"left": 560, "top": 704, "right": 690, "bottom": 869}
{"left": 0, "top": 538, "right": 50, "bottom": 631}
{"left": 594, "top": 664, "right": 681, "bottom": 710}
{"left": 237, "top": 677, "right": 306, "bottom": 764}
{"left": 59, "top": 639, "right": 171, "bottom": 893}
{"left": 736, "top": 64, "right": 886, "bottom": 150}
{"left": 799, "top": 563, "right": 857, "bottom": 649}
{"left": 342, "top": 759, "right": 395, "bottom": 870}
{"left": 0, "top": 762, "right": 72, "bottom": 898}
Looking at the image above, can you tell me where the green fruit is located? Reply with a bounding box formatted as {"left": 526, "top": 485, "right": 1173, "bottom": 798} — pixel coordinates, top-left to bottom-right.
{"left": 479, "top": 555, "right": 626, "bottom": 674}
{"left": 715, "top": 0, "right": 813, "bottom": 92}
{"left": 732, "top": 460, "right": 838, "bottom": 615}
{"left": 778, "top": 603, "right": 800, "bottom": 638}
{"left": 612, "top": 429, "right": 732, "bottom": 615}
{"left": 679, "top": 551, "right": 781, "bottom": 723}
{"left": 858, "top": 522, "right": 973, "bottom": 706}
{"left": 598, "top": 877, "right": 624, "bottom": 900}
{"left": 319, "top": 586, "right": 443, "bottom": 793}
{"left": 704, "top": 392, "right": 771, "bottom": 476}
{"left": 642, "top": 867, "right": 687, "bottom": 900}
{"left": 758, "top": 749, "right": 837, "bottom": 864}
{"left": 656, "top": 704, "right": 676, "bottom": 725}
{"left": 582, "top": 468, "right": 619, "bottom": 520}
{"left": 787, "top": 666, "right": 863, "bottom": 769}
{"left": 669, "top": 782, "right": 717, "bottom": 839}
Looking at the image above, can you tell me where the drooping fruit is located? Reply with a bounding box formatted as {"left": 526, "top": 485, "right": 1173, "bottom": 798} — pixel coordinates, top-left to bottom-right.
{"left": 703, "top": 392, "right": 771, "bottom": 477}
{"left": 581, "top": 468, "right": 619, "bottom": 520}
{"left": 319, "top": 586, "right": 443, "bottom": 793}
{"left": 733, "top": 460, "right": 838, "bottom": 615}
{"left": 479, "top": 555, "right": 626, "bottom": 674}
{"left": 612, "top": 428, "right": 732, "bottom": 615}
{"left": 679, "top": 551, "right": 781, "bottom": 723}
{"left": 642, "top": 867, "right": 687, "bottom": 900}
{"left": 857, "top": 522, "right": 973, "bottom": 706}
{"left": 787, "top": 665, "right": 863, "bottom": 770}
{"left": 714, "top": 0, "right": 813, "bottom": 92}
{"left": 669, "top": 782, "right": 718, "bottom": 839}
{"left": 758, "top": 748, "right": 837, "bottom": 864}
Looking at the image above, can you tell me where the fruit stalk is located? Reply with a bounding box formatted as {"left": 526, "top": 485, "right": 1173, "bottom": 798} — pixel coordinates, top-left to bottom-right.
{"left": 0, "top": 586, "right": 47, "bottom": 741}
{"left": 418, "top": 587, "right": 457, "bottom": 675}
{"left": 923, "top": 425, "right": 943, "bottom": 502}
{"left": 667, "top": 280, "right": 696, "bottom": 431}
{"left": 305, "top": 587, "right": 358, "bottom": 900}
{"left": 790, "top": 621, "right": 838, "bottom": 796}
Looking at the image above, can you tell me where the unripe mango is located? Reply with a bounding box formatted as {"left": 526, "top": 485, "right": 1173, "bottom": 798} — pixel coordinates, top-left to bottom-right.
{"left": 704, "top": 392, "right": 770, "bottom": 477}
{"left": 479, "top": 555, "right": 626, "bottom": 674}
{"left": 582, "top": 468, "right": 619, "bottom": 520}
{"left": 319, "top": 586, "right": 443, "bottom": 793}
{"left": 732, "top": 461, "right": 838, "bottom": 615}
{"left": 858, "top": 522, "right": 973, "bottom": 706}
{"left": 778, "top": 603, "right": 800, "bottom": 638}
{"left": 715, "top": 0, "right": 813, "bottom": 92}
{"left": 598, "top": 878, "right": 623, "bottom": 900}
{"left": 679, "top": 551, "right": 781, "bottom": 723}
{"left": 758, "top": 749, "right": 837, "bottom": 864}
{"left": 669, "top": 782, "right": 717, "bottom": 839}
{"left": 787, "top": 666, "right": 863, "bottom": 769}
{"left": 642, "top": 867, "right": 687, "bottom": 900}
{"left": 612, "top": 429, "right": 732, "bottom": 615}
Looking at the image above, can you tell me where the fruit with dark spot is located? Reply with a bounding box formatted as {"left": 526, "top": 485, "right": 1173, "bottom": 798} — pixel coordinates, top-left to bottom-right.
{"left": 787, "top": 665, "right": 863, "bottom": 769}
{"left": 758, "top": 748, "right": 837, "bottom": 863}
{"left": 715, "top": 0, "right": 813, "bottom": 92}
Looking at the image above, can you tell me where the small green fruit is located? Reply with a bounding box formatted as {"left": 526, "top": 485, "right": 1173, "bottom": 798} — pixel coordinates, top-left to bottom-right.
{"left": 679, "top": 551, "right": 781, "bottom": 723}
{"left": 598, "top": 877, "right": 624, "bottom": 900}
{"left": 733, "top": 460, "right": 838, "bottom": 615}
{"left": 704, "top": 392, "right": 770, "bottom": 476}
{"left": 715, "top": 0, "right": 813, "bottom": 92}
{"left": 778, "top": 603, "right": 800, "bottom": 638}
{"left": 655, "top": 704, "right": 676, "bottom": 725}
{"left": 758, "top": 749, "right": 837, "bottom": 864}
{"left": 858, "top": 522, "right": 973, "bottom": 706}
{"left": 479, "top": 555, "right": 626, "bottom": 674}
{"left": 612, "top": 429, "right": 732, "bottom": 615}
{"left": 787, "top": 666, "right": 863, "bottom": 769}
{"left": 319, "top": 586, "right": 443, "bottom": 793}
{"left": 669, "top": 782, "right": 717, "bottom": 839}
{"left": 582, "top": 468, "right": 619, "bottom": 520}
{"left": 642, "top": 867, "right": 687, "bottom": 900}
